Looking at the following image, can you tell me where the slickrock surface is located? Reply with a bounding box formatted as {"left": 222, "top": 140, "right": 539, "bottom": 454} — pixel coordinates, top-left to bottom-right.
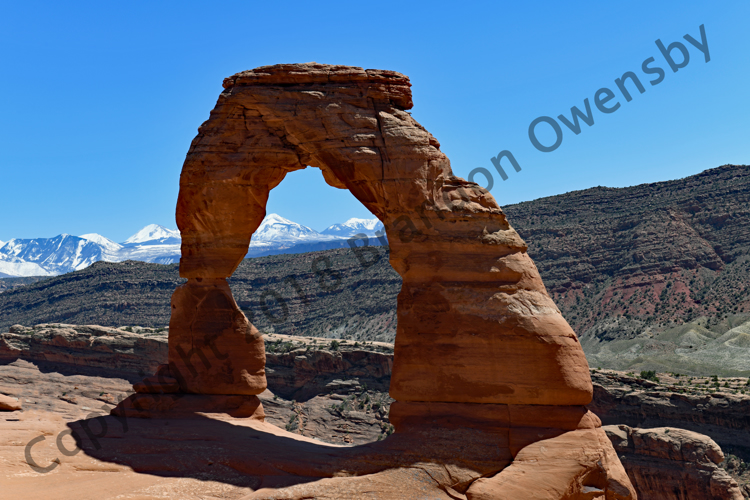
{"left": 604, "top": 425, "right": 744, "bottom": 499}
{"left": 4, "top": 328, "right": 750, "bottom": 497}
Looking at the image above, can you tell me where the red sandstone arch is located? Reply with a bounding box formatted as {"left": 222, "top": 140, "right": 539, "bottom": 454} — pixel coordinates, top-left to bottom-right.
{"left": 115, "top": 63, "right": 636, "bottom": 499}
{"left": 171, "top": 62, "right": 592, "bottom": 407}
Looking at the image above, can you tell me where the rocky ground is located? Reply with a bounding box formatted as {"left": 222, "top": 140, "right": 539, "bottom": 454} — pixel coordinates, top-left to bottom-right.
{"left": 589, "top": 369, "right": 750, "bottom": 451}
{"left": 1, "top": 324, "right": 749, "bottom": 498}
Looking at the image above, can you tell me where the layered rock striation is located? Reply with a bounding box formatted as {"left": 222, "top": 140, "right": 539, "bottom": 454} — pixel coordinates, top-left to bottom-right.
{"left": 590, "top": 370, "right": 750, "bottom": 452}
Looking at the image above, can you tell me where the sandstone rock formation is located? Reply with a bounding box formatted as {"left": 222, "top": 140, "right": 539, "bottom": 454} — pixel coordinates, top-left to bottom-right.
{"left": 0, "top": 393, "right": 21, "bottom": 411}
{"left": 605, "top": 425, "right": 744, "bottom": 499}
{"left": 175, "top": 63, "right": 593, "bottom": 406}
{"left": 118, "top": 63, "right": 635, "bottom": 498}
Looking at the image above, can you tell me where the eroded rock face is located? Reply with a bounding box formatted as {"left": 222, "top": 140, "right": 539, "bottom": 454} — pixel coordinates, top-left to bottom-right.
{"left": 161, "top": 63, "right": 632, "bottom": 498}
{"left": 467, "top": 428, "right": 634, "bottom": 500}
{"left": 605, "top": 425, "right": 744, "bottom": 500}
{"left": 590, "top": 370, "right": 750, "bottom": 451}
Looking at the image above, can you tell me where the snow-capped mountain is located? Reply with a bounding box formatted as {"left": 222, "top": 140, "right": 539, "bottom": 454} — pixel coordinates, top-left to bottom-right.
{"left": 80, "top": 233, "right": 122, "bottom": 252}
{"left": 0, "top": 234, "right": 106, "bottom": 276}
{"left": 0, "top": 215, "right": 387, "bottom": 278}
{"left": 0, "top": 227, "right": 181, "bottom": 278}
{"left": 322, "top": 217, "right": 385, "bottom": 237}
{"left": 245, "top": 214, "right": 356, "bottom": 258}
{"left": 253, "top": 214, "right": 340, "bottom": 244}
{"left": 123, "top": 224, "right": 181, "bottom": 245}
{"left": 0, "top": 259, "right": 52, "bottom": 278}
{"left": 84, "top": 225, "right": 181, "bottom": 265}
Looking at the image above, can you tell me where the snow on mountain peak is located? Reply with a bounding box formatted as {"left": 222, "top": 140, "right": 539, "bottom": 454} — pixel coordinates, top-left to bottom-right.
{"left": 252, "top": 213, "right": 331, "bottom": 243}
{"left": 80, "top": 233, "right": 123, "bottom": 252}
{"left": 322, "top": 217, "right": 384, "bottom": 237}
{"left": 124, "top": 224, "right": 181, "bottom": 245}
{"left": 342, "top": 217, "right": 381, "bottom": 230}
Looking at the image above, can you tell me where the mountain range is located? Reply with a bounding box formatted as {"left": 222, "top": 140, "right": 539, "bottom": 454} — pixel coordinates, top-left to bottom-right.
{"left": 0, "top": 215, "right": 385, "bottom": 277}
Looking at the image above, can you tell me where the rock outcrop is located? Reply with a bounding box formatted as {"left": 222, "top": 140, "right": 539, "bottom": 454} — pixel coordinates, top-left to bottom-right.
{"left": 604, "top": 425, "right": 744, "bottom": 499}
{"left": 264, "top": 335, "right": 393, "bottom": 401}
{"left": 590, "top": 370, "right": 750, "bottom": 451}
{"left": 123, "top": 62, "right": 634, "bottom": 498}
{"left": 0, "top": 323, "right": 167, "bottom": 376}
{"left": 175, "top": 63, "right": 593, "bottom": 407}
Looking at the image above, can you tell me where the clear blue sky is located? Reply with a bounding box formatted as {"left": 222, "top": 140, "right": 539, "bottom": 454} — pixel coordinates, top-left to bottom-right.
{"left": 1, "top": 1, "right": 748, "bottom": 242}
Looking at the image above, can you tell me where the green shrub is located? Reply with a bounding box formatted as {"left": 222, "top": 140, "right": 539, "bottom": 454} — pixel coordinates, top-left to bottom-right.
{"left": 639, "top": 370, "right": 659, "bottom": 383}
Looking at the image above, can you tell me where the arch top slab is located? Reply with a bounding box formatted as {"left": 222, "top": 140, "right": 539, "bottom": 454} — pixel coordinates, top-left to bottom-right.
{"left": 174, "top": 62, "right": 593, "bottom": 406}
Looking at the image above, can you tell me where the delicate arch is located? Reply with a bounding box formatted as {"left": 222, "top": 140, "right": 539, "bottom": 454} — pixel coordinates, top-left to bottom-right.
{"left": 171, "top": 63, "right": 592, "bottom": 406}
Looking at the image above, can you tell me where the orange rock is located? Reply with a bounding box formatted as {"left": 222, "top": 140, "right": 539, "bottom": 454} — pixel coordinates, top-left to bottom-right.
{"left": 0, "top": 393, "right": 21, "bottom": 411}
{"left": 154, "top": 62, "right": 633, "bottom": 497}
{"left": 112, "top": 393, "right": 265, "bottom": 419}
{"left": 605, "top": 425, "right": 744, "bottom": 500}
{"left": 168, "top": 278, "right": 266, "bottom": 395}
{"left": 175, "top": 62, "right": 592, "bottom": 406}
{"left": 466, "top": 428, "right": 636, "bottom": 499}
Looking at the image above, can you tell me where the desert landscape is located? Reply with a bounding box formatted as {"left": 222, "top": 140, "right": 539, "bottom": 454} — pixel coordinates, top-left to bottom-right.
{"left": 0, "top": 62, "right": 747, "bottom": 499}
{"left": 2, "top": 3, "right": 749, "bottom": 499}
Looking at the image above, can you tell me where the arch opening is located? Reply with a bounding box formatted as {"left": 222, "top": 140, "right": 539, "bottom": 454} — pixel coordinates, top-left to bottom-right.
{"left": 230, "top": 164, "right": 397, "bottom": 346}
